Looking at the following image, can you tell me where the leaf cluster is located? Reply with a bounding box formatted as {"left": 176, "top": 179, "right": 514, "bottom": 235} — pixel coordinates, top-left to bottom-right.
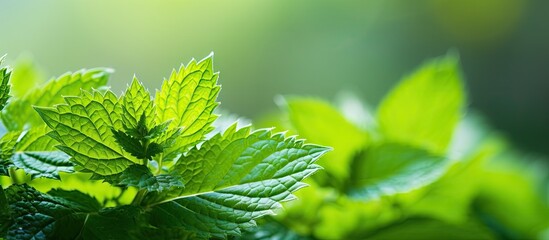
{"left": 252, "top": 53, "right": 549, "bottom": 239}
{"left": 0, "top": 54, "right": 329, "bottom": 239}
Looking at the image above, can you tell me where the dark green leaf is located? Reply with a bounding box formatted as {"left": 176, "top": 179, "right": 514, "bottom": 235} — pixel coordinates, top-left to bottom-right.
{"left": 111, "top": 128, "right": 146, "bottom": 159}
{"left": 0, "top": 187, "right": 10, "bottom": 236}
{"left": 80, "top": 205, "right": 143, "bottom": 240}
{"left": 147, "top": 120, "right": 172, "bottom": 140}
{"left": 102, "top": 164, "right": 184, "bottom": 193}
{"left": 11, "top": 151, "right": 73, "bottom": 180}
{"left": 3, "top": 184, "right": 100, "bottom": 240}
{"left": 47, "top": 189, "right": 102, "bottom": 213}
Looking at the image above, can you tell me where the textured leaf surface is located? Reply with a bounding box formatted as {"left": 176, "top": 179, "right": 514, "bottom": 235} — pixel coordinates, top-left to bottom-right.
{"left": 377, "top": 54, "right": 464, "bottom": 154}
{"left": 8, "top": 127, "right": 73, "bottom": 180}
{"left": 145, "top": 125, "right": 329, "bottom": 238}
{"left": 0, "top": 58, "right": 11, "bottom": 112}
{"left": 348, "top": 143, "right": 448, "bottom": 199}
{"left": 155, "top": 54, "right": 220, "bottom": 159}
{"left": 122, "top": 78, "right": 154, "bottom": 129}
{"left": 0, "top": 131, "right": 21, "bottom": 176}
{"left": 12, "top": 152, "right": 72, "bottom": 180}
{"left": 35, "top": 90, "right": 138, "bottom": 175}
{"left": 2, "top": 184, "right": 100, "bottom": 240}
{"left": 286, "top": 98, "right": 367, "bottom": 187}
{"left": 102, "top": 164, "right": 184, "bottom": 193}
{"left": 1, "top": 68, "right": 110, "bottom": 131}
{"left": 80, "top": 205, "right": 143, "bottom": 240}
{"left": 0, "top": 187, "right": 9, "bottom": 235}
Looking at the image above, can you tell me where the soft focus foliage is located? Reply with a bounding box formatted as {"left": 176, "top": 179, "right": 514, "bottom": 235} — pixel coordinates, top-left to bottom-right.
{"left": 253, "top": 54, "right": 549, "bottom": 240}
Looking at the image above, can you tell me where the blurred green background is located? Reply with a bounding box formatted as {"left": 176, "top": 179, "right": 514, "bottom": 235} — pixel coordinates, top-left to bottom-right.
{"left": 1, "top": 0, "right": 547, "bottom": 155}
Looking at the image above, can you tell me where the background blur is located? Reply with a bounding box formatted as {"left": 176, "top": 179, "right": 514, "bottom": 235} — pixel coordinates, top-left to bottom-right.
{"left": 1, "top": 0, "right": 547, "bottom": 155}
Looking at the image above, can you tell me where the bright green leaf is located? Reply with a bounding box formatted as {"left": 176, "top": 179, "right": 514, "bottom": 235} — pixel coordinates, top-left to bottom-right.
{"left": 155, "top": 54, "right": 220, "bottom": 159}
{"left": 348, "top": 143, "right": 449, "bottom": 200}
{"left": 1, "top": 68, "right": 110, "bottom": 131}
{"left": 34, "top": 90, "right": 138, "bottom": 176}
{"left": 0, "top": 131, "right": 22, "bottom": 176}
{"left": 8, "top": 57, "right": 45, "bottom": 98}
{"left": 377, "top": 54, "right": 465, "bottom": 154}
{"left": 286, "top": 98, "right": 367, "bottom": 188}
{"left": 476, "top": 152, "right": 549, "bottom": 239}
{"left": 145, "top": 124, "right": 329, "bottom": 238}
{"left": 122, "top": 78, "right": 154, "bottom": 130}
{"left": 363, "top": 218, "right": 495, "bottom": 240}
{"left": 0, "top": 59, "right": 11, "bottom": 112}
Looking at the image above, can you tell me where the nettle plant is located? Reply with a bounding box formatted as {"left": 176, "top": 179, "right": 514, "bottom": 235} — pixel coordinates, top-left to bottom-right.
{"left": 0, "top": 55, "right": 329, "bottom": 239}
{"left": 251, "top": 54, "right": 549, "bottom": 239}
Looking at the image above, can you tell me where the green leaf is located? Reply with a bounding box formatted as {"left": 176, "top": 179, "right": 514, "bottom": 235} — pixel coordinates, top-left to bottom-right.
{"left": 34, "top": 90, "right": 138, "bottom": 176}
{"left": 476, "top": 151, "right": 549, "bottom": 238}
{"left": 12, "top": 152, "right": 72, "bottom": 180}
{"left": 102, "top": 164, "right": 184, "bottom": 193}
{"left": 8, "top": 57, "right": 45, "bottom": 98}
{"left": 80, "top": 205, "right": 144, "bottom": 240}
{"left": 0, "top": 187, "right": 9, "bottom": 236}
{"left": 377, "top": 54, "right": 465, "bottom": 154}
{"left": 47, "top": 189, "right": 102, "bottom": 213}
{"left": 402, "top": 140, "right": 500, "bottom": 224}
{"left": 2, "top": 184, "right": 100, "bottom": 240}
{"left": 1, "top": 68, "right": 111, "bottom": 131}
{"left": 0, "top": 58, "right": 11, "bottom": 112}
{"left": 155, "top": 54, "right": 220, "bottom": 159}
{"left": 111, "top": 128, "right": 152, "bottom": 160}
{"left": 122, "top": 77, "right": 154, "bottom": 130}
{"left": 363, "top": 218, "right": 495, "bottom": 240}
{"left": 145, "top": 124, "right": 329, "bottom": 238}
{"left": 286, "top": 98, "right": 367, "bottom": 188}
{"left": 8, "top": 127, "right": 74, "bottom": 180}
{"left": 348, "top": 143, "right": 449, "bottom": 199}
{"left": 241, "top": 218, "right": 305, "bottom": 240}
{"left": 0, "top": 131, "right": 22, "bottom": 176}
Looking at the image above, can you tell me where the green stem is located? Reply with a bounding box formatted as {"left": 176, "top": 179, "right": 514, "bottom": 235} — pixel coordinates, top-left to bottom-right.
{"left": 9, "top": 168, "right": 19, "bottom": 185}
{"left": 132, "top": 189, "right": 148, "bottom": 206}
{"left": 142, "top": 138, "right": 150, "bottom": 165}
{"left": 155, "top": 155, "right": 164, "bottom": 175}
